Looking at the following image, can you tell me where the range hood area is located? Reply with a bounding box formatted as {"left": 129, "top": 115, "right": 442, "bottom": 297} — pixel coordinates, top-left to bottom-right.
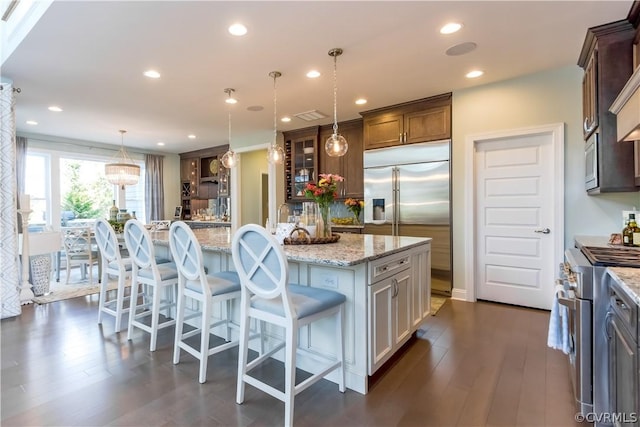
{"left": 610, "top": 66, "right": 640, "bottom": 141}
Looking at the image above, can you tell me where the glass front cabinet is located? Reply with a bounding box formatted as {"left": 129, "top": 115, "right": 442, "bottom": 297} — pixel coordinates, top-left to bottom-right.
{"left": 284, "top": 127, "right": 318, "bottom": 201}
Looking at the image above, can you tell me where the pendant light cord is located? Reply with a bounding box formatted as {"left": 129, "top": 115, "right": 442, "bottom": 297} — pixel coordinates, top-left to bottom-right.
{"left": 273, "top": 73, "right": 278, "bottom": 144}
{"left": 332, "top": 53, "right": 338, "bottom": 135}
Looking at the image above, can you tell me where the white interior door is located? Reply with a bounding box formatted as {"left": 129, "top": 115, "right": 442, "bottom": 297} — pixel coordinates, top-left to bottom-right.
{"left": 475, "top": 130, "right": 560, "bottom": 310}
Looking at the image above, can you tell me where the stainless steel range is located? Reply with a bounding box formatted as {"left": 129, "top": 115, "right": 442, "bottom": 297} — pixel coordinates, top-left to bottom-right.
{"left": 561, "top": 238, "right": 640, "bottom": 425}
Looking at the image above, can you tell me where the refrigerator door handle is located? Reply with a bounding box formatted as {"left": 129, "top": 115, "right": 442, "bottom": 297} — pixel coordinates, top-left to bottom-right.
{"left": 393, "top": 167, "right": 399, "bottom": 236}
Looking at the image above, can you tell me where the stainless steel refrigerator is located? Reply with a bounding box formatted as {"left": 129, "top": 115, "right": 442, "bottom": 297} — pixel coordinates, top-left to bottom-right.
{"left": 363, "top": 140, "right": 451, "bottom": 295}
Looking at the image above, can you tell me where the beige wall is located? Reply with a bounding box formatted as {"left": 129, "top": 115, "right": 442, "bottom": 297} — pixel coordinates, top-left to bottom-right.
{"left": 451, "top": 65, "right": 640, "bottom": 297}
{"left": 162, "top": 154, "right": 180, "bottom": 220}
{"left": 239, "top": 148, "right": 269, "bottom": 225}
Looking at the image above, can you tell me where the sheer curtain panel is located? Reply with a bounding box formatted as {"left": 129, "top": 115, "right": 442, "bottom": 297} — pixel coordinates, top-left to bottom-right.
{"left": 0, "top": 83, "right": 22, "bottom": 318}
{"left": 145, "top": 154, "right": 164, "bottom": 222}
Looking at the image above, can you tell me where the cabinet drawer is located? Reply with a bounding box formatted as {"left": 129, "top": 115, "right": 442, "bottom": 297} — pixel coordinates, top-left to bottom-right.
{"left": 368, "top": 253, "right": 411, "bottom": 285}
{"left": 609, "top": 279, "right": 638, "bottom": 339}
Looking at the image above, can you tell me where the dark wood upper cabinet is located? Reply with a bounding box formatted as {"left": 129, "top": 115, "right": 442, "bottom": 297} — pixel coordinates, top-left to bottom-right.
{"left": 578, "top": 20, "right": 637, "bottom": 193}
{"left": 179, "top": 145, "right": 229, "bottom": 218}
{"left": 318, "top": 119, "right": 364, "bottom": 199}
{"left": 361, "top": 93, "right": 451, "bottom": 150}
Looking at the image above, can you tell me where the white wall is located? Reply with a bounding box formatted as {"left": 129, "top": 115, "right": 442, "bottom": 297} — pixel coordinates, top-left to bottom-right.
{"left": 451, "top": 65, "right": 640, "bottom": 296}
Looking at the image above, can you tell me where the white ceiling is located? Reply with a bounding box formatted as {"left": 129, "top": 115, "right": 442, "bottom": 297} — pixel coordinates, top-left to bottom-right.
{"left": 1, "top": 1, "right": 633, "bottom": 154}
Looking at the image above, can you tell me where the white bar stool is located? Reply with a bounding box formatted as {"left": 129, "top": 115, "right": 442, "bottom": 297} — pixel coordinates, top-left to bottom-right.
{"left": 168, "top": 221, "right": 242, "bottom": 383}
{"left": 231, "top": 224, "right": 346, "bottom": 427}
{"left": 94, "top": 219, "right": 133, "bottom": 332}
{"left": 124, "top": 219, "right": 178, "bottom": 352}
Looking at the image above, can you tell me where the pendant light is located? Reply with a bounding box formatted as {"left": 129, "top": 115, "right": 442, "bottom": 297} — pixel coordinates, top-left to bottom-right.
{"left": 267, "top": 71, "right": 284, "bottom": 165}
{"left": 104, "top": 129, "right": 140, "bottom": 189}
{"left": 220, "top": 89, "right": 238, "bottom": 168}
{"left": 325, "top": 48, "right": 348, "bottom": 157}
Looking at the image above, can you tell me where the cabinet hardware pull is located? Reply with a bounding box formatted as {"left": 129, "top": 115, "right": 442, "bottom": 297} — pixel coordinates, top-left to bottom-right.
{"left": 583, "top": 117, "right": 596, "bottom": 134}
{"left": 604, "top": 311, "right": 613, "bottom": 340}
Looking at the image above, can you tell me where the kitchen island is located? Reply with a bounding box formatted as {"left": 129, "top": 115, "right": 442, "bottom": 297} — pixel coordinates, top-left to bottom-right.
{"left": 151, "top": 227, "right": 432, "bottom": 394}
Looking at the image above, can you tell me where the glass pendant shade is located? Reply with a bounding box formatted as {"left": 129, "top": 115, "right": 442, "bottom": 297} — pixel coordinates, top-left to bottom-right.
{"left": 221, "top": 149, "right": 237, "bottom": 168}
{"left": 325, "top": 133, "right": 348, "bottom": 157}
{"left": 267, "top": 144, "right": 284, "bottom": 164}
{"left": 221, "top": 109, "right": 237, "bottom": 168}
{"left": 267, "top": 71, "right": 284, "bottom": 165}
{"left": 105, "top": 130, "right": 140, "bottom": 189}
{"left": 325, "top": 48, "right": 348, "bottom": 157}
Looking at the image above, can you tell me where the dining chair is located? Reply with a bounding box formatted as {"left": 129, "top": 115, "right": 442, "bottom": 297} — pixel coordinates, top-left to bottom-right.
{"left": 94, "top": 218, "right": 133, "bottom": 332}
{"left": 150, "top": 220, "right": 171, "bottom": 230}
{"left": 124, "top": 219, "right": 178, "bottom": 351}
{"left": 61, "top": 227, "right": 99, "bottom": 285}
{"left": 231, "top": 224, "right": 346, "bottom": 427}
{"left": 168, "top": 221, "right": 242, "bottom": 383}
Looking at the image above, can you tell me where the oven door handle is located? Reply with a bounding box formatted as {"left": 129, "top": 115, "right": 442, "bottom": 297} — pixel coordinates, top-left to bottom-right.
{"left": 557, "top": 296, "right": 576, "bottom": 310}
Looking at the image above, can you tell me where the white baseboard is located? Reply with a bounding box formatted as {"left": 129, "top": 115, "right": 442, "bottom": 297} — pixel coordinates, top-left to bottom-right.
{"left": 451, "top": 288, "right": 470, "bottom": 302}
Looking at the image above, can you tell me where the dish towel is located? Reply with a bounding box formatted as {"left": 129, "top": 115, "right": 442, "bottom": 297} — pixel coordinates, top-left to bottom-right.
{"left": 547, "top": 284, "right": 571, "bottom": 354}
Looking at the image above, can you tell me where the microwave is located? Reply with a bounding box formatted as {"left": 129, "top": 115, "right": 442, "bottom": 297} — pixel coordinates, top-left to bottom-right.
{"left": 585, "top": 131, "right": 598, "bottom": 190}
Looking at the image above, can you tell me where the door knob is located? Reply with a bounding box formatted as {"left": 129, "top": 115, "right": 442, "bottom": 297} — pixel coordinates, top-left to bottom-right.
{"left": 534, "top": 228, "right": 551, "bottom": 234}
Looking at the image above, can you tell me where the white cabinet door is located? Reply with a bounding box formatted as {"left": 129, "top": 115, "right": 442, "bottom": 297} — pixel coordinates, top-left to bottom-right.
{"left": 368, "top": 266, "right": 412, "bottom": 375}
{"left": 394, "top": 269, "right": 412, "bottom": 347}
{"left": 368, "top": 278, "right": 394, "bottom": 374}
{"left": 411, "top": 248, "right": 431, "bottom": 326}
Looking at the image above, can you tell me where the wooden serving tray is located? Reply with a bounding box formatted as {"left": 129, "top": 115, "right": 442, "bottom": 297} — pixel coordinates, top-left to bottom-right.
{"left": 283, "top": 227, "right": 341, "bottom": 245}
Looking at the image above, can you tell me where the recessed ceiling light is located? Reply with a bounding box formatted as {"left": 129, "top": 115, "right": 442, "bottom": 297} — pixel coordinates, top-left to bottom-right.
{"left": 281, "top": 116, "right": 292, "bottom": 123}
{"left": 355, "top": 98, "right": 367, "bottom": 105}
{"left": 157, "top": 142, "right": 165, "bottom": 146}
{"left": 228, "top": 23, "right": 247, "bottom": 36}
{"left": 440, "top": 22, "right": 463, "bottom": 34}
{"left": 466, "top": 70, "right": 484, "bottom": 78}
{"left": 306, "top": 70, "right": 321, "bottom": 78}
{"left": 48, "top": 106, "right": 62, "bottom": 112}
{"left": 143, "top": 70, "right": 161, "bottom": 79}
{"left": 188, "top": 134, "right": 196, "bottom": 139}
{"left": 26, "top": 120, "right": 38, "bottom": 125}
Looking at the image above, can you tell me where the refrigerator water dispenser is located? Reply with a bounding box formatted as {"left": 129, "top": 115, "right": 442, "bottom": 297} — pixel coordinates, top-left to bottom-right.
{"left": 373, "top": 199, "right": 385, "bottom": 221}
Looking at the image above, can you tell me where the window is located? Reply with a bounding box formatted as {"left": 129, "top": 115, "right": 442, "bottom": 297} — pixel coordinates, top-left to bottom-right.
{"left": 25, "top": 153, "right": 50, "bottom": 227}
{"left": 25, "top": 147, "right": 145, "bottom": 228}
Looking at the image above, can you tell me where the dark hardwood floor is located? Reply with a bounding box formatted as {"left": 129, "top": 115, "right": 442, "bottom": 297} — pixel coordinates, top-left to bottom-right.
{"left": 1, "top": 295, "right": 581, "bottom": 426}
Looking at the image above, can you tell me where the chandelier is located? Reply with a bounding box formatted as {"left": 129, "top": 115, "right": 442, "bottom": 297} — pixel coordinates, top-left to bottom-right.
{"left": 266, "top": 71, "right": 285, "bottom": 164}
{"left": 325, "top": 48, "right": 348, "bottom": 157}
{"left": 220, "top": 89, "right": 238, "bottom": 168}
{"left": 105, "top": 130, "right": 140, "bottom": 189}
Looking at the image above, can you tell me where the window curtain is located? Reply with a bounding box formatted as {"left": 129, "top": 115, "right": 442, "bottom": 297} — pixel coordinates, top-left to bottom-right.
{"left": 0, "top": 84, "right": 22, "bottom": 318}
{"left": 15, "top": 136, "right": 27, "bottom": 233}
{"left": 145, "top": 154, "right": 164, "bottom": 222}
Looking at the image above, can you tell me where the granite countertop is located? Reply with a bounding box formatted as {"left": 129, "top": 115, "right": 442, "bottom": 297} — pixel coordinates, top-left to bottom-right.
{"left": 184, "top": 220, "right": 231, "bottom": 226}
{"left": 331, "top": 224, "right": 365, "bottom": 229}
{"left": 607, "top": 267, "right": 640, "bottom": 305}
{"left": 574, "top": 235, "right": 621, "bottom": 249}
{"left": 151, "top": 227, "right": 430, "bottom": 267}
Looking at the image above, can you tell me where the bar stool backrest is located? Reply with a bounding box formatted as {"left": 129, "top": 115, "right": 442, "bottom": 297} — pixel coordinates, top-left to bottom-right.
{"left": 94, "top": 219, "right": 122, "bottom": 263}
{"left": 169, "top": 221, "right": 207, "bottom": 292}
{"left": 124, "top": 219, "right": 155, "bottom": 270}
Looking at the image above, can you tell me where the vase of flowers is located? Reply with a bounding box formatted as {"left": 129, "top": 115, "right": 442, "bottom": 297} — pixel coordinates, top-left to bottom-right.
{"left": 304, "top": 173, "right": 344, "bottom": 238}
{"left": 345, "top": 198, "right": 364, "bottom": 225}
